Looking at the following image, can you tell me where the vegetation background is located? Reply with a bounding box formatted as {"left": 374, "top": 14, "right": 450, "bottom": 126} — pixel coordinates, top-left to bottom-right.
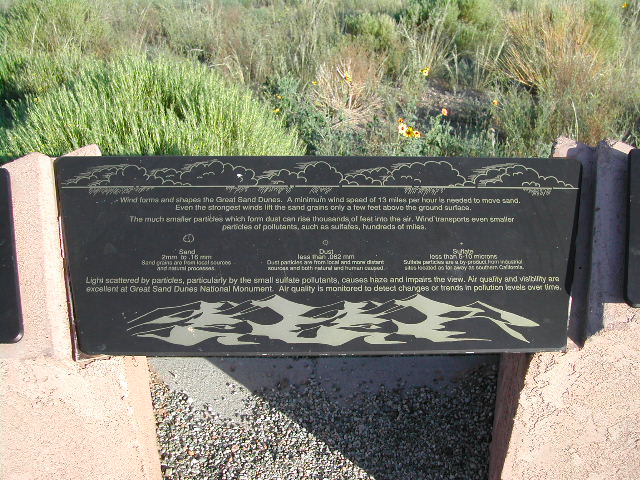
{"left": 0, "top": 0, "right": 638, "bottom": 161}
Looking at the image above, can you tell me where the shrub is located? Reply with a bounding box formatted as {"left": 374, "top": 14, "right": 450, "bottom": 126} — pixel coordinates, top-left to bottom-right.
{"left": 0, "top": 55, "right": 304, "bottom": 157}
{"left": 447, "top": 40, "right": 505, "bottom": 90}
{"left": 266, "top": 75, "right": 332, "bottom": 155}
{"left": 398, "top": 10, "right": 456, "bottom": 88}
{"left": 344, "top": 12, "right": 399, "bottom": 51}
{"left": 266, "top": 74, "right": 398, "bottom": 157}
{"left": 338, "top": 0, "right": 405, "bottom": 15}
{"left": 384, "top": 113, "right": 501, "bottom": 157}
{"left": 489, "top": 88, "right": 554, "bottom": 157}
{"left": 399, "top": 0, "right": 458, "bottom": 28}
{"left": 313, "top": 42, "right": 384, "bottom": 129}
{"left": 582, "top": 0, "right": 624, "bottom": 57}
{"left": 398, "top": 0, "right": 501, "bottom": 53}
{"left": 501, "top": 3, "right": 615, "bottom": 91}
{"left": 1, "top": 0, "right": 638, "bottom": 157}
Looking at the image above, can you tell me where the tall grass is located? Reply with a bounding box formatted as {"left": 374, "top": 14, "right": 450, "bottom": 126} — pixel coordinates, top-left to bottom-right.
{"left": 156, "top": 0, "right": 342, "bottom": 85}
{"left": 496, "top": 0, "right": 638, "bottom": 147}
{"left": 0, "top": 55, "right": 304, "bottom": 157}
{"left": 1, "top": 0, "right": 639, "bottom": 159}
{"left": 0, "top": 0, "right": 121, "bottom": 55}
{"left": 399, "top": 12, "right": 456, "bottom": 84}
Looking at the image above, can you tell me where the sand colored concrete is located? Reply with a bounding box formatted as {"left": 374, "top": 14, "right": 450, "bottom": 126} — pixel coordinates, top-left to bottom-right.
{"left": 490, "top": 321, "right": 640, "bottom": 480}
{"left": 490, "top": 140, "right": 640, "bottom": 479}
{"left": 0, "top": 153, "right": 71, "bottom": 360}
{"left": 60, "top": 143, "right": 102, "bottom": 157}
{"left": 487, "top": 352, "right": 530, "bottom": 479}
{"left": 0, "top": 356, "right": 161, "bottom": 480}
{"left": 0, "top": 149, "right": 162, "bottom": 480}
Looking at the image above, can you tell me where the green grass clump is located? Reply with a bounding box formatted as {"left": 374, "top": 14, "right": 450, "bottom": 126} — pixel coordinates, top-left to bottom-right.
{"left": 0, "top": 49, "right": 92, "bottom": 106}
{"left": 399, "top": 0, "right": 500, "bottom": 53}
{"left": 0, "top": 0, "right": 118, "bottom": 55}
{"left": 0, "top": 55, "right": 304, "bottom": 157}
{"left": 344, "top": 12, "right": 399, "bottom": 52}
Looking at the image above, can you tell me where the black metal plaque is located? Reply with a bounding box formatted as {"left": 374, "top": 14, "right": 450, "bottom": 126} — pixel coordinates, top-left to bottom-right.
{"left": 55, "top": 156, "right": 580, "bottom": 355}
{"left": 626, "top": 149, "right": 640, "bottom": 306}
{"left": 0, "top": 168, "right": 23, "bottom": 343}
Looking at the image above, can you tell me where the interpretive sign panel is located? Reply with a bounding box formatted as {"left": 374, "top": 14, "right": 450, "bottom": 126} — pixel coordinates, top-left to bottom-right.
{"left": 627, "top": 149, "right": 640, "bottom": 307}
{"left": 55, "top": 156, "right": 580, "bottom": 355}
{"left": 0, "top": 168, "right": 23, "bottom": 343}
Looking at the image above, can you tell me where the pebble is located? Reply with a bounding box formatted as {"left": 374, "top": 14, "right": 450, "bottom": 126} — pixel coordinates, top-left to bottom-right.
{"left": 150, "top": 363, "right": 497, "bottom": 480}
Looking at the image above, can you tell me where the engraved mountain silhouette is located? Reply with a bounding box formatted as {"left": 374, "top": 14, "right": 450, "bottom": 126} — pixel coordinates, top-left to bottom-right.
{"left": 126, "top": 294, "right": 539, "bottom": 348}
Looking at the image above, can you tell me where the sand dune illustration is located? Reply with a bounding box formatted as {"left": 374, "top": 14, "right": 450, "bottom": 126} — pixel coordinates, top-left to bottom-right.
{"left": 126, "top": 294, "right": 539, "bottom": 347}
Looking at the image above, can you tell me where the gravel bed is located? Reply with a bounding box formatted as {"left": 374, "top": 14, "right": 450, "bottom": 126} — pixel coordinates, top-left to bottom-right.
{"left": 151, "top": 363, "right": 497, "bottom": 480}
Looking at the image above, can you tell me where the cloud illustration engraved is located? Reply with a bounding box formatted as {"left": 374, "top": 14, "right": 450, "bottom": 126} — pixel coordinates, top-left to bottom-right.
{"left": 255, "top": 161, "right": 345, "bottom": 186}
{"left": 343, "top": 167, "right": 390, "bottom": 185}
{"left": 178, "top": 160, "right": 257, "bottom": 186}
{"left": 383, "top": 161, "right": 466, "bottom": 186}
{"left": 63, "top": 164, "right": 129, "bottom": 186}
{"left": 296, "top": 161, "right": 344, "bottom": 185}
{"left": 63, "top": 159, "right": 575, "bottom": 189}
{"left": 257, "top": 169, "right": 307, "bottom": 185}
{"left": 469, "top": 163, "right": 574, "bottom": 188}
{"left": 126, "top": 294, "right": 540, "bottom": 348}
{"left": 149, "top": 167, "right": 184, "bottom": 185}
{"left": 95, "top": 165, "right": 165, "bottom": 186}
{"left": 65, "top": 164, "right": 185, "bottom": 187}
{"left": 63, "top": 160, "right": 259, "bottom": 187}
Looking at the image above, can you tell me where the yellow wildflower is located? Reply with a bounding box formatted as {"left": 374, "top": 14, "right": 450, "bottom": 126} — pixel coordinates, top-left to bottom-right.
{"left": 622, "top": 2, "right": 629, "bottom": 8}
{"left": 441, "top": 107, "right": 449, "bottom": 116}
{"left": 398, "top": 118, "right": 405, "bottom": 124}
{"left": 412, "top": 130, "right": 422, "bottom": 138}
{"left": 312, "top": 81, "right": 318, "bottom": 85}
{"left": 273, "top": 108, "right": 280, "bottom": 113}
{"left": 275, "top": 94, "right": 283, "bottom": 99}
{"left": 492, "top": 99, "right": 500, "bottom": 106}
{"left": 420, "top": 67, "right": 430, "bottom": 77}
{"left": 344, "top": 71, "right": 352, "bottom": 84}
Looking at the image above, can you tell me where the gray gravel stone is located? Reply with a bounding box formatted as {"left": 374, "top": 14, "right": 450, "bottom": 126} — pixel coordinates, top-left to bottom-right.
{"left": 151, "top": 362, "right": 497, "bottom": 480}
